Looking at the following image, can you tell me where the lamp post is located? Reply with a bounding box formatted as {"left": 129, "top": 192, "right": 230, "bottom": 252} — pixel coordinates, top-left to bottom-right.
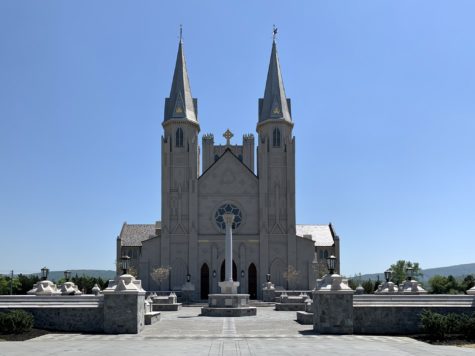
{"left": 384, "top": 269, "right": 393, "bottom": 283}
{"left": 186, "top": 273, "right": 191, "bottom": 283}
{"left": 9, "top": 270, "right": 13, "bottom": 295}
{"left": 326, "top": 255, "right": 337, "bottom": 275}
{"left": 266, "top": 273, "right": 271, "bottom": 283}
{"left": 121, "top": 255, "right": 130, "bottom": 275}
{"left": 64, "top": 270, "right": 71, "bottom": 282}
{"left": 212, "top": 270, "right": 217, "bottom": 279}
{"left": 41, "top": 267, "right": 49, "bottom": 281}
{"left": 406, "top": 267, "right": 414, "bottom": 281}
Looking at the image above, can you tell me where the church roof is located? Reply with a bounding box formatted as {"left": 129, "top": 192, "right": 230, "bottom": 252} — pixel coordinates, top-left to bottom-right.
{"left": 258, "top": 40, "right": 292, "bottom": 123}
{"left": 119, "top": 223, "right": 157, "bottom": 247}
{"left": 296, "top": 224, "right": 335, "bottom": 247}
{"left": 164, "top": 38, "right": 198, "bottom": 123}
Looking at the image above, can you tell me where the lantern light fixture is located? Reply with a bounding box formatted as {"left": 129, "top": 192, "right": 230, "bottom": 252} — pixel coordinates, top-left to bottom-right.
{"left": 41, "top": 267, "right": 49, "bottom": 281}
{"left": 326, "top": 255, "right": 337, "bottom": 274}
{"left": 384, "top": 269, "right": 392, "bottom": 282}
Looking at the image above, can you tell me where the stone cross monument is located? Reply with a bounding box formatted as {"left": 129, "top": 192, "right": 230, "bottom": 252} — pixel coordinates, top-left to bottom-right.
{"left": 218, "top": 213, "right": 240, "bottom": 294}
{"left": 201, "top": 212, "right": 256, "bottom": 316}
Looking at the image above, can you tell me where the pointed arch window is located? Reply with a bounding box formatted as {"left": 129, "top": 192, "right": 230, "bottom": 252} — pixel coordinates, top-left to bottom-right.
{"left": 175, "top": 128, "right": 184, "bottom": 148}
{"left": 272, "top": 128, "right": 281, "bottom": 147}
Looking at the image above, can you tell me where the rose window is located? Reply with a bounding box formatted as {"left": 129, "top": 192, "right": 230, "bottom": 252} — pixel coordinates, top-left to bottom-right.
{"left": 214, "top": 203, "right": 242, "bottom": 230}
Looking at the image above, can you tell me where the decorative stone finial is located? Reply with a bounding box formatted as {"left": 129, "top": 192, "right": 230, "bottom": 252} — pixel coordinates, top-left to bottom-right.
{"left": 103, "top": 274, "right": 145, "bottom": 294}
{"left": 92, "top": 284, "right": 102, "bottom": 296}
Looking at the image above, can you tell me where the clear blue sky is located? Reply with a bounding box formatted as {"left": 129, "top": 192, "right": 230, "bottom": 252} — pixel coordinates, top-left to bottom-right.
{"left": 1, "top": 1, "right": 474, "bottom": 276}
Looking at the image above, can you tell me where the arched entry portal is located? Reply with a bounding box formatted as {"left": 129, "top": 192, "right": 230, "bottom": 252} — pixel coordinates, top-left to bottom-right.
{"left": 220, "top": 260, "right": 237, "bottom": 282}
{"left": 200, "top": 263, "right": 210, "bottom": 300}
{"left": 248, "top": 263, "right": 257, "bottom": 299}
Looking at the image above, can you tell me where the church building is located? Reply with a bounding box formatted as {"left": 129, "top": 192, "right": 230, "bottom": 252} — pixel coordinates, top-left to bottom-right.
{"left": 116, "top": 37, "right": 341, "bottom": 300}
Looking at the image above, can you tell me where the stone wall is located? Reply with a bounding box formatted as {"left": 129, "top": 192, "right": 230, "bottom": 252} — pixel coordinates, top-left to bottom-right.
{"left": 0, "top": 295, "right": 104, "bottom": 333}
{"left": 353, "top": 295, "right": 475, "bottom": 335}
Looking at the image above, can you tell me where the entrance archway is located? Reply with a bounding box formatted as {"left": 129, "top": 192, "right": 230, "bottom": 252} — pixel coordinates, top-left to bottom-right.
{"left": 220, "top": 260, "right": 237, "bottom": 282}
{"left": 200, "top": 263, "right": 210, "bottom": 299}
{"left": 248, "top": 263, "right": 257, "bottom": 299}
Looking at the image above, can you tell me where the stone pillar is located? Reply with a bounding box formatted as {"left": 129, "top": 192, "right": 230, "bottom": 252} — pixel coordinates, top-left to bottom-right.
{"left": 103, "top": 274, "right": 146, "bottom": 334}
{"left": 224, "top": 213, "right": 234, "bottom": 282}
{"left": 262, "top": 281, "right": 276, "bottom": 302}
{"left": 218, "top": 213, "right": 239, "bottom": 294}
{"left": 313, "top": 274, "right": 354, "bottom": 334}
{"left": 401, "top": 277, "right": 428, "bottom": 294}
{"left": 375, "top": 280, "right": 398, "bottom": 294}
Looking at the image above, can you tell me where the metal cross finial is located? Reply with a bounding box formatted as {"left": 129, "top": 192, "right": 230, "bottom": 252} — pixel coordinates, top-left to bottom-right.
{"left": 179, "top": 24, "right": 183, "bottom": 42}
{"left": 223, "top": 129, "right": 234, "bottom": 145}
{"left": 272, "top": 25, "right": 278, "bottom": 40}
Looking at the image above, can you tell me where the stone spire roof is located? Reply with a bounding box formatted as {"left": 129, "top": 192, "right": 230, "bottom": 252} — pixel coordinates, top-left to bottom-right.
{"left": 164, "top": 38, "right": 198, "bottom": 123}
{"left": 258, "top": 40, "right": 292, "bottom": 123}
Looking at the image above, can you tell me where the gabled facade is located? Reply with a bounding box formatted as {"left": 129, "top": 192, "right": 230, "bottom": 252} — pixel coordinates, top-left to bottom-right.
{"left": 117, "top": 38, "right": 341, "bottom": 299}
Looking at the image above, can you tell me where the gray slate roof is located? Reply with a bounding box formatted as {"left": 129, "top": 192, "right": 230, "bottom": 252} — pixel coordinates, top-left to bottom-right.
{"left": 296, "top": 224, "right": 335, "bottom": 247}
{"left": 259, "top": 40, "right": 292, "bottom": 123}
{"left": 119, "top": 222, "right": 334, "bottom": 247}
{"left": 119, "top": 224, "right": 157, "bottom": 247}
{"left": 164, "top": 39, "right": 198, "bottom": 122}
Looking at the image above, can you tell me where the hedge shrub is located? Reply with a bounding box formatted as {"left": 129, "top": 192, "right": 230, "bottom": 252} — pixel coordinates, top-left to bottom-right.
{"left": 0, "top": 310, "right": 34, "bottom": 334}
{"left": 420, "top": 309, "right": 475, "bottom": 340}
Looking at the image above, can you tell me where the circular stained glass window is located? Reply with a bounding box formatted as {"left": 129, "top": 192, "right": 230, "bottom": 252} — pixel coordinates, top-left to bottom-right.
{"left": 214, "top": 203, "right": 242, "bottom": 231}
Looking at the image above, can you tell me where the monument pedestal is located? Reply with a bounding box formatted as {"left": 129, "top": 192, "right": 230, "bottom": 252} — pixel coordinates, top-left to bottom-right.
{"left": 201, "top": 213, "right": 256, "bottom": 317}
{"left": 313, "top": 274, "right": 354, "bottom": 334}
{"left": 201, "top": 293, "right": 256, "bottom": 317}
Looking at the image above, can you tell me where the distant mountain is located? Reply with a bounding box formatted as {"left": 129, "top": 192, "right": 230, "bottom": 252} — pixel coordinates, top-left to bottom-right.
{"left": 354, "top": 263, "right": 475, "bottom": 282}
{"left": 29, "top": 269, "right": 116, "bottom": 282}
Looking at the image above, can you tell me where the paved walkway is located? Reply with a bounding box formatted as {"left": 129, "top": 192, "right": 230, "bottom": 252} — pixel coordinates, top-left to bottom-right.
{"left": 1, "top": 306, "right": 474, "bottom": 355}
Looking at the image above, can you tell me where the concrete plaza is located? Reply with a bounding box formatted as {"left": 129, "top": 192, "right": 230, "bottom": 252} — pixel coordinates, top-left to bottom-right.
{"left": 1, "top": 306, "right": 474, "bottom": 355}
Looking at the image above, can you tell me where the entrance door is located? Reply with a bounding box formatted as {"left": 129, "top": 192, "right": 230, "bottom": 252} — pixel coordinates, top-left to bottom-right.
{"left": 200, "top": 263, "right": 210, "bottom": 299}
{"left": 220, "top": 260, "right": 237, "bottom": 281}
{"left": 248, "top": 263, "right": 257, "bottom": 299}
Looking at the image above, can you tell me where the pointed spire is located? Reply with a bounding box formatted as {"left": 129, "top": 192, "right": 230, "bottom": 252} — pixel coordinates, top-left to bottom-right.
{"left": 259, "top": 38, "right": 292, "bottom": 123}
{"left": 164, "top": 30, "right": 198, "bottom": 123}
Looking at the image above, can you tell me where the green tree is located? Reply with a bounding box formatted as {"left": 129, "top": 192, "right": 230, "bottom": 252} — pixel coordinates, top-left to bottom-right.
{"left": 361, "top": 279, "right": 375, "bottom": 294}
{"left": 429, "top": 275, "right": 450, "bottom": 294}
{"left": 70, "top": 275, "right": 108, "bottom": 294}
{"left": 0, "top": 275, "right": 22, "bottom": 295}
{"left": 16, "top": 274, "right": 40, "bottom": 294}
{"left": 428, "top": 274, "right": 467, "bottom": 294}
{"left": 461, "top": 274, "right": 475, "bottom": 291}
{"left": 389, "top": 260, "right": 422, "bottom": 285}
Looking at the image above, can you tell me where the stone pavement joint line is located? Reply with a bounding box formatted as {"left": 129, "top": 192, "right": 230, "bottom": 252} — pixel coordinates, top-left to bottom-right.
{"left": 221, "top": 317, "right": 237, "bottom": 338}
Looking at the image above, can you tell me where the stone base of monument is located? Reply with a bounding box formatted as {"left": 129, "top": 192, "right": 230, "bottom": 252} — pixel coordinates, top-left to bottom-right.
{"left": 275, "top": 303, "right": 306, "bottom": 311}
{"left": 296, "top": 311, "right": 313, "bottom": 324}
{"left": 152, "top": 303, "right": 182, "bottom": 311}
{"left": 201, "top": 294, "right": 257, "bottom": 317}
{"left": 144, "top": 311, "right": 161, "bottom": 325}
